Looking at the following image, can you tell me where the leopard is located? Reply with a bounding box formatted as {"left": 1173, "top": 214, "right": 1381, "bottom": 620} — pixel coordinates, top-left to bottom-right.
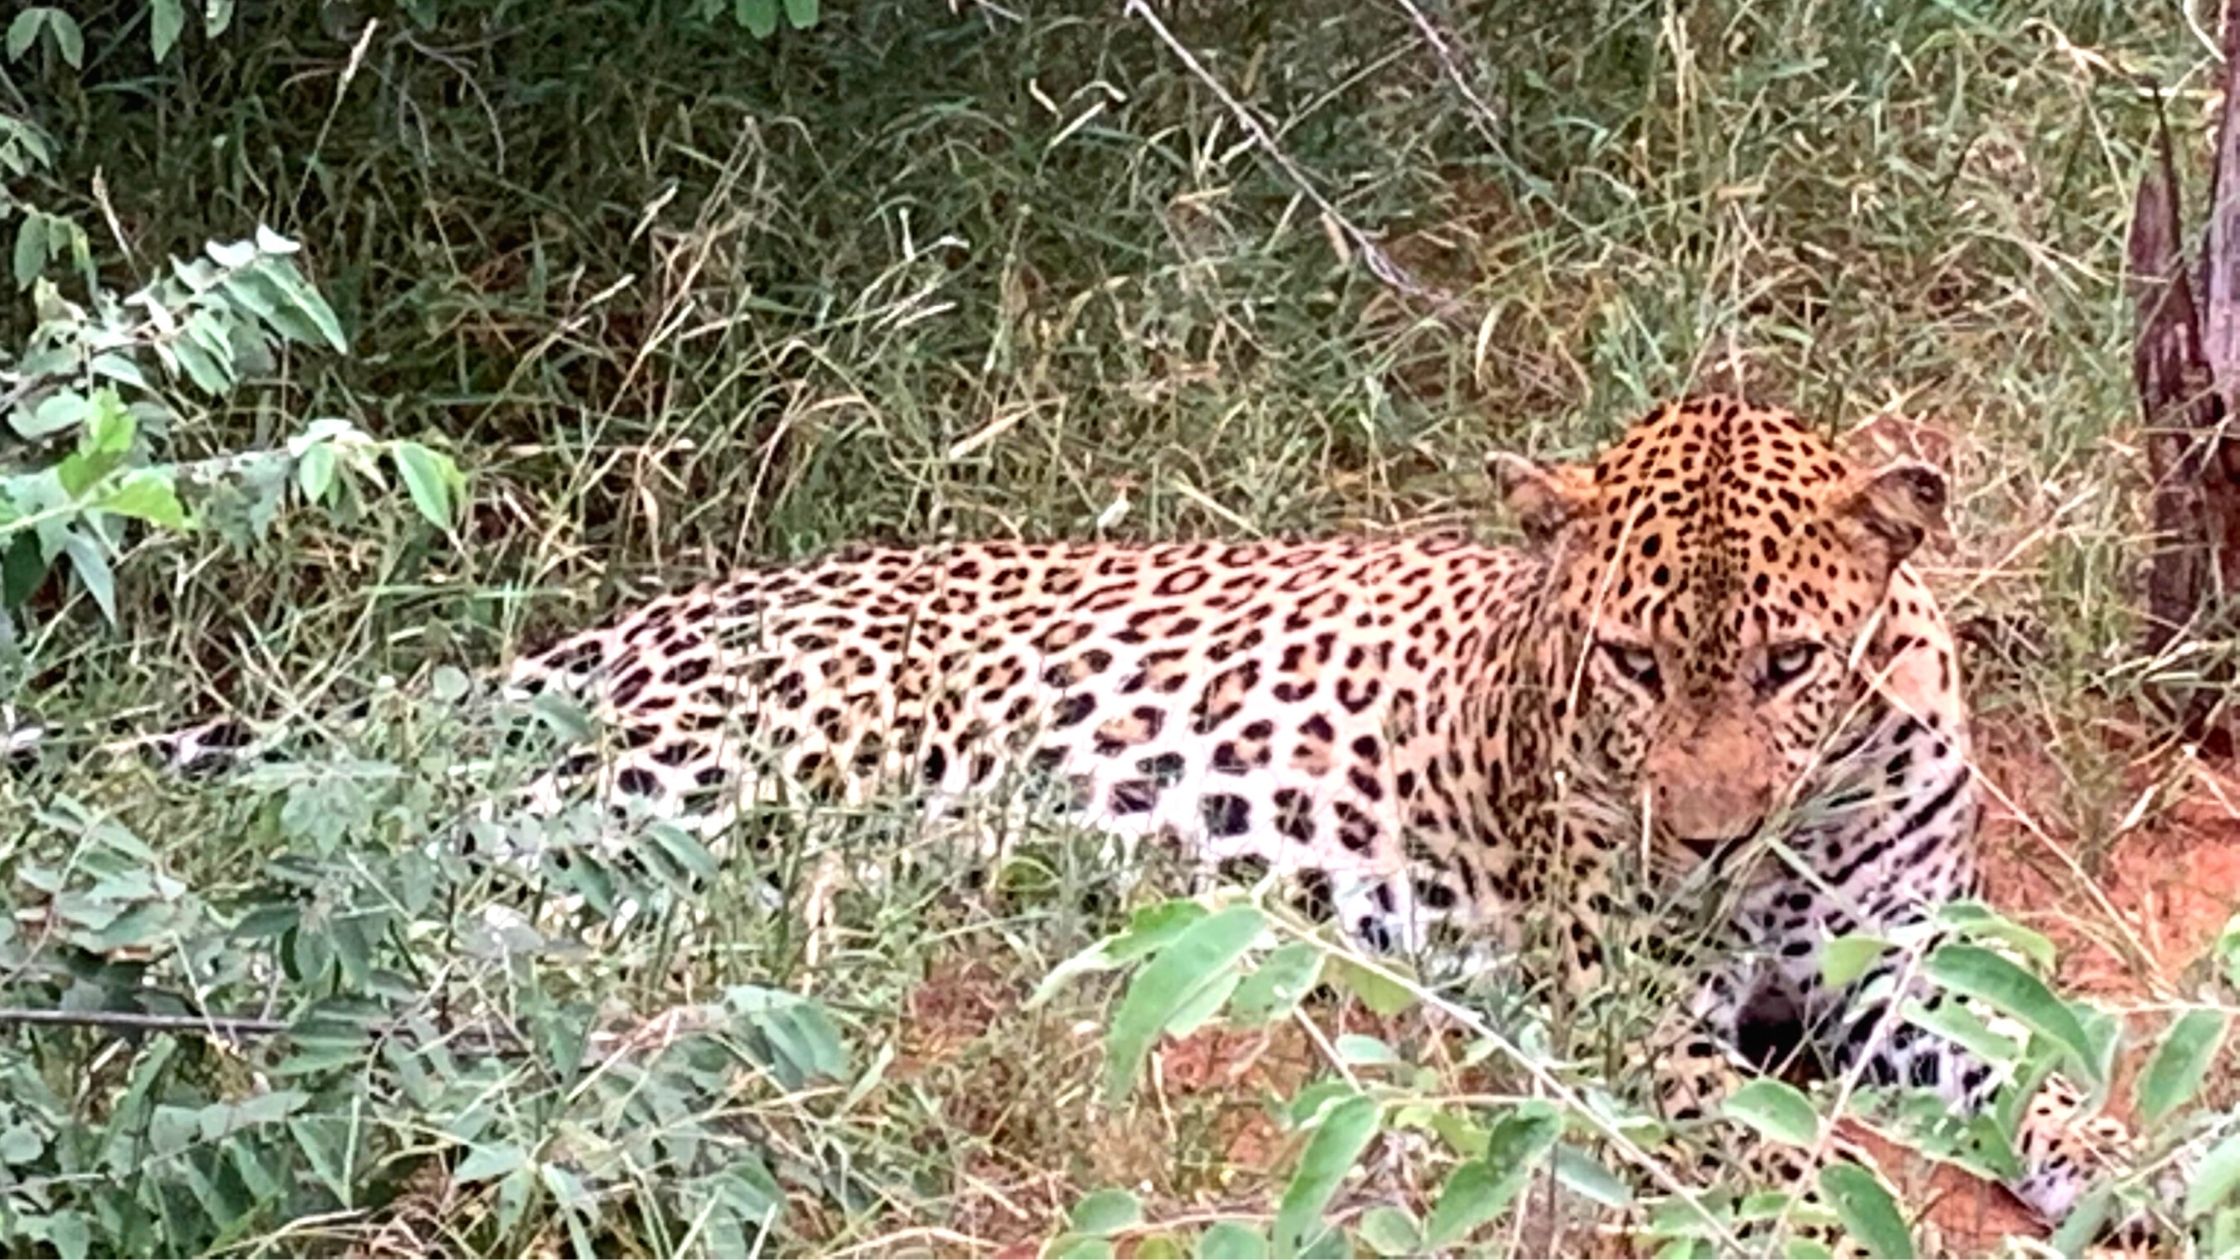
{"left": 61, "top": 395, "right": 2174, "bottom": 1244}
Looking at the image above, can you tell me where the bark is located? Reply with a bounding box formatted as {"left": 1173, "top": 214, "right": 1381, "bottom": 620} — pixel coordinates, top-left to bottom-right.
{"left": 2131, "top": 111, "right": 2216, "bottom": 656}
{"left": 2131, "top": 0, "right": 2240, "bottom": 725}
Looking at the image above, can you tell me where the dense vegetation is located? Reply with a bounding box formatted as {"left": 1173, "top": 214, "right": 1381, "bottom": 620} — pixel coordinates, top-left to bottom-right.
{"left": 3, "top": 1, "right": 2238, "bottom": 1255}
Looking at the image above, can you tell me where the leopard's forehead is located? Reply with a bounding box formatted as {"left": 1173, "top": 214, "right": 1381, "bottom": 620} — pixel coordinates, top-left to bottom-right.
{"left": 1592, "top": 396, "right": 1852, "bottom": 495}
{"left": 1571, "top": 396, "right": 1879, "bottom": 646}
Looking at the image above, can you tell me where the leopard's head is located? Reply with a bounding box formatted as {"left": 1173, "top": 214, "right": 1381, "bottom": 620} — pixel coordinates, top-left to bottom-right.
{"left": 1493, "top": 396, "right": 1946, "bottom": 877}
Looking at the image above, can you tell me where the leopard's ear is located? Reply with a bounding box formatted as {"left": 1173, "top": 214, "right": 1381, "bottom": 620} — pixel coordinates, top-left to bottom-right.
{"left": 1836, "top": 459, "right": 1948, "bottom": 565}
{"left": 1489, "top": 452, "right": 1596, "bottom": 542}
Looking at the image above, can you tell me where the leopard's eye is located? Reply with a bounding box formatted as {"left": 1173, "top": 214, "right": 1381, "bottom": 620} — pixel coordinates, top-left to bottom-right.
{"left": 1765, "top": 641, "right": 1823, "bottom": 688}
{"left": 1599, "top": 641, "right": 1662, "bottom": 691}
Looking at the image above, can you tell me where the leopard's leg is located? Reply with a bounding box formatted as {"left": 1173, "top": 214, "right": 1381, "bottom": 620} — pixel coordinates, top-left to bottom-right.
{"left": 1819, "top": 950, "right": 2180, "bottom": 1237}
{"left": 1540, "top": 877, "right": 1836, "bottom": 1246}
{"left": 1558, "top": 857, "right": 1889, "bottom": 1252}
{"left": 1638, "top": 962, "right": 1902, "bottom": 1257}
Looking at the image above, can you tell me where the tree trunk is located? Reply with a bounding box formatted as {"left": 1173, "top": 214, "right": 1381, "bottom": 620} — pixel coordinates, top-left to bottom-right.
{"left": 2129, "top": 0, "right": 2240, "bottom": 735}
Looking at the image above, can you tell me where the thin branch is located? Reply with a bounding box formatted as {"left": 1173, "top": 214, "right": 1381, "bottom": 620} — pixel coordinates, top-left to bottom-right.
{"left": 0, "top": 1005, "right": 525, "bottom": 1055}
{"left": 1387, "top": 0, "right": 1502, "bottom": 152}
{"left": 0, "top": 1007, "right": 289, "bottom": 1036}
{"left": 1122, "top": 0, "right": 1476, "bottom": 334}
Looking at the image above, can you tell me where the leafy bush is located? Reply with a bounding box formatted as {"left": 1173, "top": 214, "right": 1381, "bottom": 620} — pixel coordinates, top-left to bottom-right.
{"left": 1035, "top": 895, "right": 2240, "bottom": 1257}
{"left": 2, "top": 229, "right": 463, "bottom": 628}
{"left": 3, "top": 15, "right": 464, "bottom": 638}
{"left": 0, "top": 689, "right": 863, "bottom": 1256}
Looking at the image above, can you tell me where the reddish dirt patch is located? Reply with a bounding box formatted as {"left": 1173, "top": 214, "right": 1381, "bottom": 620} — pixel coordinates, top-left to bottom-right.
{"left": 1977, "top": 723, "right": 2240, "bottom": 995}
{"left": 880, "top": 958, "right": 1353, "bottom": 1255}
{"left": 1837, "top": 1131, "right": 2039, "bottom": 1254}
{"left": 898, "top": 956, "right": 1019, "bottom": 1074}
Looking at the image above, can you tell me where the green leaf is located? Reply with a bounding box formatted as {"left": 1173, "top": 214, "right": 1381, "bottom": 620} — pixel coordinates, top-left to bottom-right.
{"left": 219, "top": 267, "right": 314, "bottom": 345}
{"left": 1734, "top": 1191, "right": 1803, "bottom": 1226}
{"left": 5, "top": 11, "right": 43, "bottom": 62}
{"left": 43, "top": 10, "right": 81, "bottom": 66}
{"left": 1274, "top": 1092, "right": 1380, "bottom": 1255}
{"left": 1924, "top": 944, "right": 2096, "bottom": 1081}
{"left": 2219, "top": 916, "right": 2240, "bottom": 990}
{"left": 1818, "top": 1162, "right": 1913, "bottom": 1259}
{"left": 13, "top": 214, "right": 46, "bottom": 288}
{"left": 1192, "top": 1223, "right": 1266, "bottom": 1260}
{"left": 168, "top": 333, "right": 233, "bottom": 394}
{"left": 541, "top": 1163, "right": 592, "bottom": 1215}
{"left": 495, "top": 1164, "right": 535, "bottom": 1237}
{"left": 53, "top": 445, "right": 115, "bottom": 499}
{"left": 297, "top": 441, "right": 339, "bottom": 504}
{"left": 781, "top": 0, "right": 817, "bottom": 28}
{"left": 99, "top": 473, "right": 189, "bottom": 530}
{"left": 1937, "top": 902, "right": 2059, "bottom": 972}
{"left": 88, "top": 353, "right": 151, "bottom": 389}
{"left": 15, "top": 389, "right": 87, "bottom": 439}
{"left": 1032, "top": 901, "right": 1210, "bottom": 1006}
{"left": 1356, "top": 1205, "right": 1420, "bottom": 1256}
{"left": 646, "top": 821, "right": 722, "bottom": 884}
{"left": 2187, "top": 1128, "right": 2240, "bottom": 1219}
{"left": 241, "top": 257, "right": 348, "bottom": 352}
{"left": 1163, "top": 967, "right": 1241, "bottom": 1039}
{"left": 1329, "top": 955, "right": 1417, "bottom": 1017}
{"left": 2137, "top": 1009, "right": 2229, "bottom": 1130}
{"left": 1284, "top": 1080, "right": 1364, "bottom": 1128}
{"left": 391, "top": 441, "right": 460, "bottom": 527}
{"left": 149, "top": 1104, "right": 200, "bottom": 1158}
{"left": 454, "top": 1141, "right": 528, "bottom": 1185}
{"left": 2074, "top": 1004, "right": 2124, "bottom": 1099}
{"left": 1899, "top": 996, "right": 2022, "bottom": 1068}
{"left": 59, "top": 532, "right": 116, "bottom": 622}
{"left": 286, "top": 1113, "right": 356, "bottom": 1207}
{"left": 1723, "top": 1078, "right": 1821, "bottom": 1146}
{"left": 1228, "top": 939, "right": 1321, "bottom": 1025}
{"left": 735, "top": 0, "right": 779, "bottom": 37}
{"left": 81, "top": 390, "right": 134, "bottom": 455}
{"left": 1102, "top": 904, "right": 1265, "bottom": 1104}
{"left": 727, "top": 986, "right": 848, "bottom": 1082}
{"left": 1334, "top": 1033, "right": 1399, "bottom": 1066}
{"left": 1108, "top": 900, "right": 1215, "bottom": 962}
{"left": 1068, "top": 1189, "right": 1142, "bottom": 1237}
{"left": 183, "top": 306, "right": 241, "bottom": 370}
{"left": 2, "top": 533, "right": 46, "bottom": 610}
{"left": 0, "top": 1124, "right": 43, "bottom": 1164}
{"left": 151, "top": 0, "right": 185, "bottom": 59}
{"left": 207, "top": 238, "right": 257, "bottom": 268}
{"left": 1423, "top": 1107, "right": 1561, "bottom": 1245}
{"left": 1820, "top": 935, "right": 1893, "bottom": 988}
{"left": 1552, "top": 1144, "right": 1634, "bottom": 1207}
{"left": 173, "top": 254, "right": 222, "bottom": 291}
{"left": 47, "top": 1210, "right": 87, "bottom": 1260}
{"left": 198, "top": 1089, "right": 308, "bottom": 1139}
